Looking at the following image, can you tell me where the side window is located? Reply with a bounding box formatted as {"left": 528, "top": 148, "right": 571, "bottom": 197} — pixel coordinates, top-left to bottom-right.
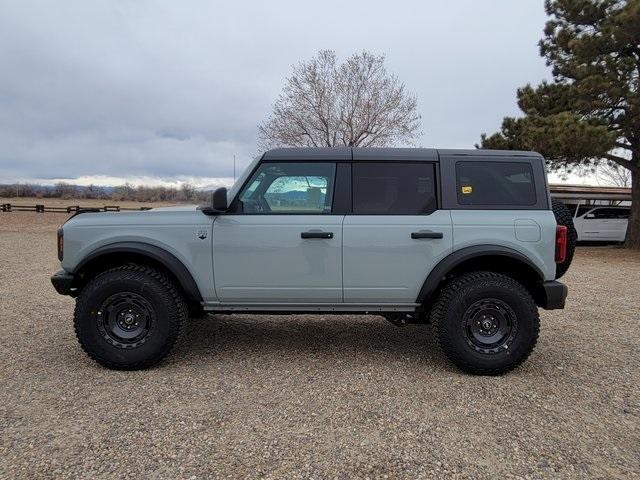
{"left": 352, "top": 162, "right": 437, "bottom": 214}
{"left": 237, "top": 162, "right": 336, "bottom": 214}
{"left": 585, "top": 208, "right": 605, "bottom": 219}
{"left": 618, "top": 208, "right": 631, "bottom": 219}
{"left": 456, "top": 161, "right": 536, "bottom": 206}
{"left": 587, "top": 208, "right": 630, "bottom": 219}
{"left": 576, "top": 205, "right": 595, "bottom": 217}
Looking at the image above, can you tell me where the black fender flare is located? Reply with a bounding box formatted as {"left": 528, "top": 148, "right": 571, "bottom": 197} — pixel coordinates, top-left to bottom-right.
{"left": 73, "top": 242, "right": 203, "bottom": 303}
{"left": 416, "top": 245, "right": 545, "bottom": 304}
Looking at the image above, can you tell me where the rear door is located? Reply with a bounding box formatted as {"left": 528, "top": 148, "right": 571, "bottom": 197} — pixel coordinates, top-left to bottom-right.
{"left": 342, "top": 160, "right": 453, "bottom": 304}
{"left": 213, "top": 161, "right": 344, "bottom": 303}
{"left": 612, "top": 208, "right": 630, "bottom": 241}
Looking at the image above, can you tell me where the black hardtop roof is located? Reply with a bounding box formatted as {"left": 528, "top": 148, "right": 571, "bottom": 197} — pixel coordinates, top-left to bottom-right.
{"left": 262, "top": 147, "right": 542, "bottom": 161}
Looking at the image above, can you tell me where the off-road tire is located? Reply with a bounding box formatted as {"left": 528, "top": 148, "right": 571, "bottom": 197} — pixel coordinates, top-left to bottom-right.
{"left": 551, "top": 198, "right": 577, "bottom": 279}
{"left": 74, "top": 264, "right": 187, "bottom": 370}
{"left": 430, "top": 271, "right": 540, "bottom": 375}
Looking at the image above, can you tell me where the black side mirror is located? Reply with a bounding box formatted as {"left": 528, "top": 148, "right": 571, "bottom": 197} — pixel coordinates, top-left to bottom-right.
{"left": 212, "top": 187, "right": 228, "bottom": 211}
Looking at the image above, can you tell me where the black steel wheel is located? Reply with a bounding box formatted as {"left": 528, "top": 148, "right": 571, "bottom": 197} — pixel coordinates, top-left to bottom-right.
{"left": 430, "top": 271, "right": 539, "bottom": 375}
{"left": 74, "top": 264, "right": 187, "bottom": 370}
{"left": 96, "top": 292, "right": 155, "bottom": 348}
{"left": 462, "top": 298, "right": 518, "bottom": 354}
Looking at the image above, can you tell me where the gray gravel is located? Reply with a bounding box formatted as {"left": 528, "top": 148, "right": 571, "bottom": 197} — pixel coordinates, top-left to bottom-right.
{"left": 1, "top": 212, "right": 639, "bottom": 479}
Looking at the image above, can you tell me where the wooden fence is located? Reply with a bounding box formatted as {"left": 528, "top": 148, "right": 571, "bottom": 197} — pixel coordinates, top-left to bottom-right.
{"left": 0, "top": 203, "right": 152, "bottom": 213}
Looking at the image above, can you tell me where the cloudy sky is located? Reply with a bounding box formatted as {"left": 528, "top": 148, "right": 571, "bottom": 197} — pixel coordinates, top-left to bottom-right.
{"left": 0, "top": 0, "right": 556, "bottom": 187}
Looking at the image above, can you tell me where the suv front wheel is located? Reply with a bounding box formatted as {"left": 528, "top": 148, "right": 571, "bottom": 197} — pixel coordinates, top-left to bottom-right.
{"left": 430, "top": 271, "right": 540, "bottom": 375}
{"left": 74, "top": 264, "right": 187, "bottom": 370}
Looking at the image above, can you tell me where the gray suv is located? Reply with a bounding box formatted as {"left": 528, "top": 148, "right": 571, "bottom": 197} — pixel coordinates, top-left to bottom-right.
{"left": 51, "top": 148, "right": 575, "bottom": 375}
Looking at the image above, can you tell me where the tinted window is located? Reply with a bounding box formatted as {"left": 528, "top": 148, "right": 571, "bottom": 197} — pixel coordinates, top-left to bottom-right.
{"left": 586, "top": 208, "right": 630, "bottom": 219}
{"left": 238, "top": 162, "right": 335, "bottom": 214}
{"left": 352, "top": 162, "right": 437, "bottom": 214}
{"left": 576, "top": 205, "right": 594, "bottom": 217}
{"left": 456, "top": 161, "right": 536, "bottom": 206}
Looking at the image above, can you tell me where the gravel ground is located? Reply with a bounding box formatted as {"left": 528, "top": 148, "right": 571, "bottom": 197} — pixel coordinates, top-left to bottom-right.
{"left": 1, "top": 212, "right": 639, "bottom": 479}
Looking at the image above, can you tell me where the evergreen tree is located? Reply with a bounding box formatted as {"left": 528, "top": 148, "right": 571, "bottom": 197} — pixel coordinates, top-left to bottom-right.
{"left": 480, "top": 0, "right": 640, "bottom": 248}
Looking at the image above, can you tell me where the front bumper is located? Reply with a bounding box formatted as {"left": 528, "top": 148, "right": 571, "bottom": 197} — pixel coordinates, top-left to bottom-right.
{"left": 51, "top": 270, "right": 76, "bottom": 296}
{"left": 539, "top": 280, "right": 568, "bottom": 310}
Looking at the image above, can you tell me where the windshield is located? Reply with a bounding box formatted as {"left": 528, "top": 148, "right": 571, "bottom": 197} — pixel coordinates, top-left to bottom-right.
{"left": 227, "top": 156, "right": 260, "bottom": 204}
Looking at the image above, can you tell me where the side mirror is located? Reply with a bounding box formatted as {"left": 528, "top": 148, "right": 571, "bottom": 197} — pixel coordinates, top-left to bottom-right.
{"left": 585, "top": 213, "right": 595, "bottom": 219}
{"left": 212, "top": 187, "right": 228, "bottom": 211}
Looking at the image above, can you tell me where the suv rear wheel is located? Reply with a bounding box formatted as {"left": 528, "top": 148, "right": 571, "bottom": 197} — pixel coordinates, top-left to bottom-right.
{"left": 430, "top": 271, "right": 539, "bottom": 375}
{"left": 74, "top": 264, "right": 187, "bottom": 370}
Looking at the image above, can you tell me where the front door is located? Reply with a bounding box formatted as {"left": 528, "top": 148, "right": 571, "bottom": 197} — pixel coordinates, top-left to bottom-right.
{"left": 213, "top": 161, "right": 343, "bottom": 303}
{"left": 342, "top": 162, "right": 453, "bottom": 304}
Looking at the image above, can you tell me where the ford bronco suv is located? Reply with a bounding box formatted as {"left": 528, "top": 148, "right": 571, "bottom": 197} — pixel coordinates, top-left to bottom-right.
{"left": 51, "top": 148, "right": 575, "bottom": 375}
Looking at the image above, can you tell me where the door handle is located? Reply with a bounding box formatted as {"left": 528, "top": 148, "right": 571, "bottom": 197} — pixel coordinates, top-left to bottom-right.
{"left": 301, "top": 231, "right": 333, "bottom": 239}
{"left": 411, "top": 231, "right": 443, "bottom": 239}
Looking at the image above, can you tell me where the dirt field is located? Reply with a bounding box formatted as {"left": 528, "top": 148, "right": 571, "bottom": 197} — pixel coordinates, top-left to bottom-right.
{"left": 1, "top": 211, "right": 639, "bottom": 479}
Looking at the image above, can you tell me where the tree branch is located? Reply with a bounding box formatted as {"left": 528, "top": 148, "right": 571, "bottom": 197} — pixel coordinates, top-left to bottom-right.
{"left": 604, "top": 153, "right": 637, "bottom": 172}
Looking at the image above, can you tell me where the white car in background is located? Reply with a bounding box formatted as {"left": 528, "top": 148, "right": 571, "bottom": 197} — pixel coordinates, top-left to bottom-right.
{"left": 572, "top": 205, "right": 630, "bottom": 242}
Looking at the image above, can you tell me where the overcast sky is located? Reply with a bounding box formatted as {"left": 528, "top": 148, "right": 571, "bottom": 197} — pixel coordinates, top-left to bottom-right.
{"left": 0, "top": 0, "right": 555, "bottom": 187}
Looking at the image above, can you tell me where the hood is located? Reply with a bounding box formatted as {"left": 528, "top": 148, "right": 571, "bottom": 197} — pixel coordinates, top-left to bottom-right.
{"left": 64, "top": 204, "right": 208, "bottom": 227}
{"left": 147, "top": 205, "right": 200, "bottom": 212}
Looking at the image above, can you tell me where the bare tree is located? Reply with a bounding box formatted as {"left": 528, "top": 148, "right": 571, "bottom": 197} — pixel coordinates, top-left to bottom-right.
{"left": 54, "top": 182, "right": 76, "bottom": 199}
{"left": 179, "top": 183, "right": 196, "bottom": 201}
{"left": 258, "top": 50, "right": 421, "bottom": 150}
{"left": 596, "top": 161, "right": 632, "bottom": 188}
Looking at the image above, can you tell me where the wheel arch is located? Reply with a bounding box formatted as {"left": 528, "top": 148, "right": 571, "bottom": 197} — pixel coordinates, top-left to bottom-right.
{"left": 72, "top": 242, "right": 203, "bottom": 304}
{"left": 417, "top": 245, "right": 545, "bottom": 305}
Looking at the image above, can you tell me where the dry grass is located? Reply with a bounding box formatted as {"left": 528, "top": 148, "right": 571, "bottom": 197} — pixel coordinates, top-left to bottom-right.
{"left": 1, "top": 212, "right": 639, "bottom": 479}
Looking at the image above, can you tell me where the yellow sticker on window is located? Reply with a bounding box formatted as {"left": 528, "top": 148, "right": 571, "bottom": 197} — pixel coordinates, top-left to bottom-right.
{"left": 461, "top": 185, "right": 473, "bottom": 194}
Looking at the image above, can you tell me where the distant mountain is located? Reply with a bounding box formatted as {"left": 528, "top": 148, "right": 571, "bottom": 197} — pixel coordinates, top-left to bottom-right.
{"left": 196, "top": 181, "right": 233, "bottom": 192}
{"left": 265, "top": 190, "right": 325, "bottom": 203}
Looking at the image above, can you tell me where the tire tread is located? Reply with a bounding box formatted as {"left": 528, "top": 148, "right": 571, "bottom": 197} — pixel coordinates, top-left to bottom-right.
{"left": 74, "top": 263, "right": 187, "bottom": 370}
{"left": 552, "top": 198, "right": 577, "bottom": 279}
{"left": 430, "top": 271, "right": 540, "bottom": 375}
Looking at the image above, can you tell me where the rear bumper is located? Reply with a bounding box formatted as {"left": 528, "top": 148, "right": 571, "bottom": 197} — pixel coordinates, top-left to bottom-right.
{"left": 539, "top": 280, "right": 568, "bottom": 310}
{"left": 51, "top": 270, "right": 76, "bottom": 296}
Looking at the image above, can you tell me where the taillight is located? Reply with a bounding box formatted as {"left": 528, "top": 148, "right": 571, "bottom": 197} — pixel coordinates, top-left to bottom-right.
{"left": 555, "top": 225, "right": 567, "bottom": 263}
{"left": 57, "top": 228, "right": 64, "bottom": 261}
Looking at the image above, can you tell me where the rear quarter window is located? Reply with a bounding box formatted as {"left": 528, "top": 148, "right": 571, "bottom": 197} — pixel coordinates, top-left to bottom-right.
{"left": 456, "top": 161, "right": 536, "bottom": 206}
